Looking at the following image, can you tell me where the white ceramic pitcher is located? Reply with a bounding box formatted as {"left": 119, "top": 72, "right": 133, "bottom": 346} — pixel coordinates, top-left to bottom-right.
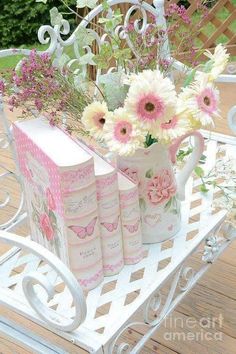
{"left": 118, "top": 131, "right": 205, "bottom": 243}
{"left": 228, "top": 106, "right": 236, "bottom": 135}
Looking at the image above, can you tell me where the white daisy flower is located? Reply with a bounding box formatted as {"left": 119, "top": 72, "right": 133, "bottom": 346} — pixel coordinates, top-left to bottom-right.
{"left": 124, "top": 69, "right": 177, "bottom": 135}
{"left": 81, "top": 101, "right": 108, "bottom": 140}
{"left": 203, "top": 44, "right": 230, "bottom": 81}
{"left": 103, "top": 108, "right": 145, "bottom": 156}
{"left": 177, "top": 74, "right": 220, "bottom": 128}
{"left": 156, "top": 114, "right": 189, "bottom": 143}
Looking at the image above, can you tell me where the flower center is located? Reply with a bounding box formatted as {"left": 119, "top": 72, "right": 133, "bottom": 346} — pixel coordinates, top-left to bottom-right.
{"left": 99, "top": 117, "right": 106, "bottom": 125}
{"left": 145, "top": 102, "right": 155, "bottom": 112}
{"left": 137, "top": 94, "right": 165, "bottom": 122}
{"left": 197, "top": 88, "right": 217, "bottom": 115}
{"left": 203, "top": 96, "right": 210, "bottom": 106}
{"left": 93, "top": 112, "right": 106, "bottom": 129}
{"left": 114, "top": 120, "right": 132, "bottom": 143}
{"left": 161, "top": 116, "right": 178, "bottom": 130}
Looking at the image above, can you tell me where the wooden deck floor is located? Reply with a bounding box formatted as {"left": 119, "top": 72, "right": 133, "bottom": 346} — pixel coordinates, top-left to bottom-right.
{"left": 0, "top": 81, "right": 236, "bottom": 353}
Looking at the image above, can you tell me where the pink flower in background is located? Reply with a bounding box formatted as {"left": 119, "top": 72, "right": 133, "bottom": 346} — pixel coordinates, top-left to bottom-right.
{"left": 46, "top": 188, "right": 56, "bottom": 211}
{"left": 147, "top": 169, "right": 176, "bottom": 205}
{"left": 196, "top": 87, "right": 217, "bottom": 115}
{"left": 0, "top": 80, "right": 5, "bottom": 93}
{"left": 39, "top": 213, "right": 54, "bottom": 241}
{"left": 121, "top": 167, "right": 139, "bottom": 184}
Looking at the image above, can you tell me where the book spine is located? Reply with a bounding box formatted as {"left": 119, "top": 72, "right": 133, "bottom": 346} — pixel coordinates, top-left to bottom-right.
{"left": 119, "top": 185, "right": 144, "bottom": 265}
{"left": 60, "top": 161, "right": 104, "bottom": 290}
{"left": 96, "top": 172, "right": 124, "bottom": 276}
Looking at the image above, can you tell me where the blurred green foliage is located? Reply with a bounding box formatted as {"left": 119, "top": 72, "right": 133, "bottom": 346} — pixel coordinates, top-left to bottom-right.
{"left": 0, "top": 0, "right": 76, "bottom": 48}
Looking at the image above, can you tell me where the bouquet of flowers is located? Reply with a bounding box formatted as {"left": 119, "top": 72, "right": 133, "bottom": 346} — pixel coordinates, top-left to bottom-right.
{"left": 81, "top": 43, "right": 229, "bottom": 156}
{"left": 0, "top": 0, "right": 230, "bottom": 156}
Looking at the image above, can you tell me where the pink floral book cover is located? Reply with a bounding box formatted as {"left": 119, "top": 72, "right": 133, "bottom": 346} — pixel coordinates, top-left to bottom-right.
{"left": 13, "top": 118, "right": 104, "bottom": 290}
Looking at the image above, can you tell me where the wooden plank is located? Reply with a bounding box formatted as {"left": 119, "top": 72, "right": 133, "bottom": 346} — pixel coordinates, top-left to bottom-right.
{"left": 0, "top": 306, "right": 88, "bottom": 354}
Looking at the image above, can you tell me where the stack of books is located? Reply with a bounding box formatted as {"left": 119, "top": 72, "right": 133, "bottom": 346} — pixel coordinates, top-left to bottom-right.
{"left": 13, "top": 117, "right": 143, "bottom": 291}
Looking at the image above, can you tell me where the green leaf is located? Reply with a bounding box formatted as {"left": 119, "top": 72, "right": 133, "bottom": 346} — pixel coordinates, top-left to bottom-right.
{"left": 203, "top": 60, "right": 214, "bottom": 73}
{"left": 50, "top": 7, "right": 63, "bottom": 26}
{"left": 194, "top": 166, "right": 204, "bottom": 178}
{"left": 93, "top": 43, "right": 113, "bottom": 69}
{"left": 200, "top": 184, "right": 209, "bottom": 193}
{"left": 58, "top": 53, "right": 70, "bottom": 68}
{"left": 199, "top": 154, "right": 207, "bottom": 164}
{"left": 76, "top": 0, "right": 98, "bottom": 9}
{"left": 139, "top": 198, "right": 146, "bottom": 212}
{"left": 98, "top": 9, "right": 123, "bottom": 32}
{"left": 75, "top": 27, "right": 96, "bottom": 47}
{"left": 176, "top": 147, "right": 193, "bottom": 162}
{"left": 164, "top": 197, "right": 172, "bottom": 211}
{"left": 74, "top": 73, "right": 89, "bottom": 91}
{"left": 183, "top": 68, "right": 197, "bottom": 87}
{"left": 102, "top": 0, "right": 110, "bottom": 10}
{"left": 49, "top": 210, "right": 57, "bottom": 226}
{"left": 113, "top": 48, "right": 132, "bottom": 61}
{"left": 145, "top": 169, "right": 154, "bottom": 179}
{"left": 79, "top": 52, "right": 95, "bottom": 65}
{"left": 99, "top": 71, "right": 128, "bottom": 109}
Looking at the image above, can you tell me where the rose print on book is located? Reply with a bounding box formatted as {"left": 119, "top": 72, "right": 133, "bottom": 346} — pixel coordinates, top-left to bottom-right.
{"left": 46, "top": 187, "right": 56, "bottom": 211}
{"left": 68, "top": 217, "right": 97, "bottom": 239}
{"left": 39, "top": 213, "right": 54, "bottom": 241}
{"left": 31, "top": 187, "right": 61, "bottom": 258}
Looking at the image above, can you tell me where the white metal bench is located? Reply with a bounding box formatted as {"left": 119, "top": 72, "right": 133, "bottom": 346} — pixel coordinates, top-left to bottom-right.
{"left": 0, "top": 1, "right": 236, "bottom": 352}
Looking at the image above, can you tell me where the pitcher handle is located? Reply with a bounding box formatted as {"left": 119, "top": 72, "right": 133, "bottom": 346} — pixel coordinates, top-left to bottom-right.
{"left": 169, "top": 131, "right": 205, "bottom": 201}
{"left": 228, "top": 106, "right": 236, "bottom": 135}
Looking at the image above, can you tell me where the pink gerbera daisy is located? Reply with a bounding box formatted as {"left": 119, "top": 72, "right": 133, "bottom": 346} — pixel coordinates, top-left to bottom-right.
{"left": 124, "top": 70, "right": 177, "bottom": 135}
{"left": 196, "top": 87, "right": 217, "bottom": 115}
{"left": 103, "top": 108, "right": 145, "bottom": 156}
{"left": 81, "top": 101, "right": 108, "bottom": 140}
{"left": 177, "top": 74, "right": 220, "bottom": 127}
{"left": 157, "top": 115, "right": 189, "bottom": 142}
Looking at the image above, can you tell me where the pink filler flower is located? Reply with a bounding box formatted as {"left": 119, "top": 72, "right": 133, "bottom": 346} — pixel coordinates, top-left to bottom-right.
{"left": 147, "top": 169, "right": 176, "bottom": 205}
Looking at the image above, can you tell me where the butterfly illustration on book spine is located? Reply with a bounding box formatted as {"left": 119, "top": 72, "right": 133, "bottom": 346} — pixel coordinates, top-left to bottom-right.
{"left": 69, "top": 217, "right": 98, "bottom": 239}
{"left": 101, "top": 216, "right": 120, "bottom": 232}
{"left": 123, "top": 219, "right": 140, "bottom": 233}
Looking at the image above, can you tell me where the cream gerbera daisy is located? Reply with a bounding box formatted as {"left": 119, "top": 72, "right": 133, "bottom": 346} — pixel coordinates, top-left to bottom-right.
{"left": 124, "top": 70, "right": 177, "bottom": 135}
{"left": 103, "top": 108, "right": 145, "bottom": 156}
{"left": 81, "top": 101, "right": 108, "bottom": 140}
{"left": 203, "top": 44, "right": 229, "bottom": 81}
{"left": 177, "top": 74, "right": 220, "bottom": 127}
{"left": 156, "top": 114, "right": 189, "bottom": 143}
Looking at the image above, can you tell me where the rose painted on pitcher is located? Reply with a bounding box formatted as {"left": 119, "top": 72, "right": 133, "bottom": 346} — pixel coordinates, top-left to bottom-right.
{"left": 146, "top": 169, "right": 176, "bottom": 205}
{"left": 121, "top": 167, "right": 139, "bottom": 184}
{"left": 39, "top": 213, "right": 54, "bottom": 241}
{"left": 46, "top": 188, "right": 56, "bottom": 211}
